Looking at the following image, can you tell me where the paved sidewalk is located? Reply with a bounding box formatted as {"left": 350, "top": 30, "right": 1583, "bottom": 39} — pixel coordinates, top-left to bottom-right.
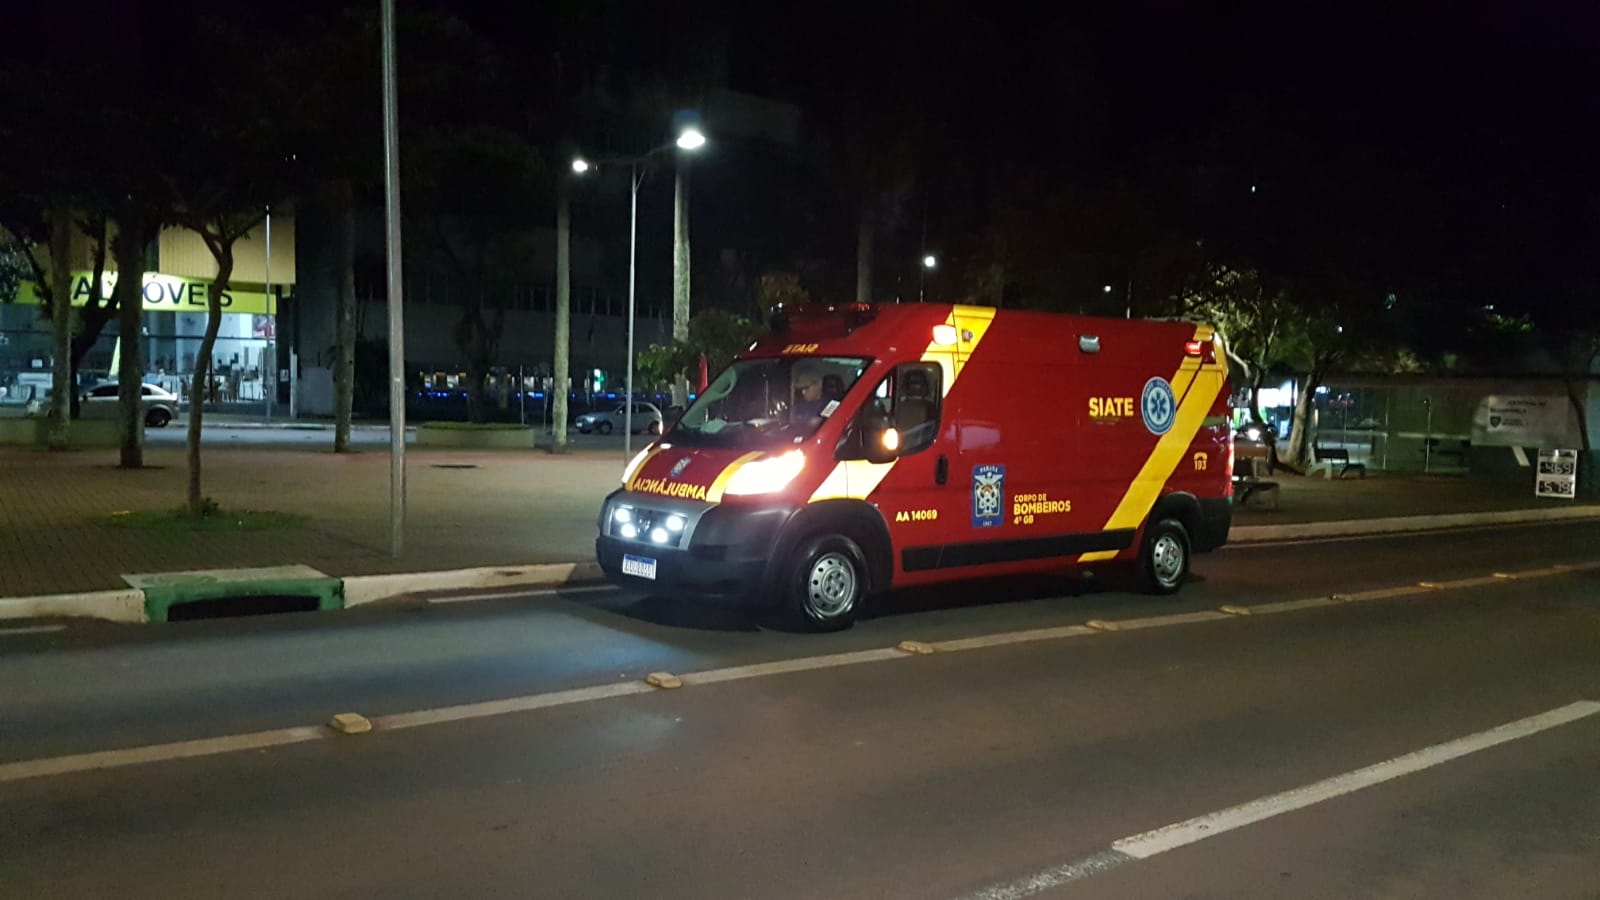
{"left": 0, "top": 444, "right": 1591, "bottom": 598}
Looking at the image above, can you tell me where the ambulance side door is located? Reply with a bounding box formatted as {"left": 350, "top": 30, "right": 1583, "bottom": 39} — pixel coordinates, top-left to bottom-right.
{"left": 854, "top": 361, "right": 960, "bottom": 561}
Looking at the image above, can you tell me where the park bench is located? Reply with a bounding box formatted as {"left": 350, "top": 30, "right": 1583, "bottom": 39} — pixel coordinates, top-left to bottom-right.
{"left": 1307, "top": 446, "right": 1366, "bottom": 479}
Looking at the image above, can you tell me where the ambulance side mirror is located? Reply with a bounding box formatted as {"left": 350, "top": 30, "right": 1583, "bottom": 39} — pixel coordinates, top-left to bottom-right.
{"left": 841, "top": 408, "right": 900, "bottom": 464}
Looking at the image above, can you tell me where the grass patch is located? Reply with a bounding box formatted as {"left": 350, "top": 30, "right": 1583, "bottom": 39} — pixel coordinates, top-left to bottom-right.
{"left": 419, "top": 421, "right": 532, "bottom": 432}
{"left": 106, "top": 507, "right": 308, "bottom": 533}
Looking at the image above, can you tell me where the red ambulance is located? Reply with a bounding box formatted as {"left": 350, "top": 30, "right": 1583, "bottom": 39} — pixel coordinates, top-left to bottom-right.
{"left": 596, "top": 302, "right": 1233, "bottom": 630}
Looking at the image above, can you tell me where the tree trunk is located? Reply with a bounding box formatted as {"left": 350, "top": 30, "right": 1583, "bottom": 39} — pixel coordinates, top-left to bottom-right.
{"left": 552, "top": 178, "right": 571, "bottom": 452}
{"left": 46, "top": 202, "right": 73, "bottom": 450}
{"left": 855, "top": 200, "right": 874, "bottom": 304}
{"left": 1285, "top": 373, "right": 1319, "bottom": 468}
{"left": 114, "top": 214, "right": 147, "bottom": 469}
{"left": 671, "top": 159, "right": 691, "bottom": 407}
{"left": 69, "top": 218, "right": 112, "bottom": 420}
{"left": 188, "top": 247, "right": 232, "bottom": 517}
{"left": 465, "top": 351, "right": 488, "bottom": 424}
{"left": 331, "top": 179, "right": 357, "bottom": 453}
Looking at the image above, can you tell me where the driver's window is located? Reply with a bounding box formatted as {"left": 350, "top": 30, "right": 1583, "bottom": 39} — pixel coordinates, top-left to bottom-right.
{"left": 890, "top": 363, "right": 941, "bottom": 454}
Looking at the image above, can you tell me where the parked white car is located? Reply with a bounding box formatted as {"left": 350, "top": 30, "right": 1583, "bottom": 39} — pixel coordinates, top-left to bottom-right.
{"left": 575, "top": 402, "right": 663, "bottom": 435}
{"left": 81, "top": 382, "right": 180, "bottom": 428}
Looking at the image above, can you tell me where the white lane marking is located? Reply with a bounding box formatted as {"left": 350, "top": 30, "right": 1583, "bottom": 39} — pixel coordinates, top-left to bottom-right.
{"left": 931, "top": 625, "right": 1097, "bottom": 653}
{"left": 0, "top": 727, "right": 327, "bottom": 784}
{"left": 1111, "top": 611, "right": 1232, "bottom": 631}
{"left": 956, "top": 700, "right": 1600, "bottom": 899}
{"left": 0, "top": 625, "right": 67, "bottom": 636}
{"left": 1112, "top": 699, "right": 1600, "bottom": 858}
{"left": 4, "top": 563, "right": 1584, "bottom": 782}
{"left": 373, "top": 681, "right": 653, "bottom": 730}
{"left": 680, "top": 648, "right": 906, "bottom": 686}
{"left": 426, "top": 585, "right": 617, "bottom": 605}
{"left": 962, "top": 850, "right": 1134, "bottom": 900}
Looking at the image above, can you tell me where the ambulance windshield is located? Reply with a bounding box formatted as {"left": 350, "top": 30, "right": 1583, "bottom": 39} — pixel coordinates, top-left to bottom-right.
{"left": 670, "top": 356, "right": 870, "bottom": 449}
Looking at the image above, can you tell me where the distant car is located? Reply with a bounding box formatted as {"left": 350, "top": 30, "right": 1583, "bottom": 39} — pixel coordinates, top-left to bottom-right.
{"left": 82, "top": 382, "right": 179, "bottom": 428}
{"left": 575, "top": 402, "right": 663, "bottom": 435}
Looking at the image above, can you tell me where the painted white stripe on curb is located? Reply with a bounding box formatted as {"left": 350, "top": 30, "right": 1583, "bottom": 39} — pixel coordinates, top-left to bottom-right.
{"left": 426, "top": 585, "right": 618, "bottom": 605}
{"left": 1230, "top": 505, "right": 1600, "bottom": 545}
{"left": 1112, "top": 700, "right": 1600, "bottom": 859}
{"left": 342, "top": 562, "right": 605, "bottom": 607}
{"left": 0, "top": 588, "right": 145, "bottom": 624}
{"left": 0, "top": 727, "right": 327, "bottom": 784}
{"left": 0, "top": 625, "right": 67, "bottom": 636}
{"left": 957, "top": 701, "right": 1600, "bottom": 899}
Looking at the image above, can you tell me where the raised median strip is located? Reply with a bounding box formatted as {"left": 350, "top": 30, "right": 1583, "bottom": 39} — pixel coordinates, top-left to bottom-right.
{"left": 1230, "top": 502, "right": 1600, "bottom": 543}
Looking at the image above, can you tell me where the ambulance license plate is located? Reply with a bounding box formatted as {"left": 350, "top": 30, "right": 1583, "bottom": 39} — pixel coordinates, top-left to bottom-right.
{"left": 621, "top": 554, "right": 658, "bottom": 581}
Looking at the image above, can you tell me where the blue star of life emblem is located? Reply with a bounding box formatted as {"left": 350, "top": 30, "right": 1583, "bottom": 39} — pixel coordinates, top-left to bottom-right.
{"left": 1141, "top": 377, "right": 1176, "bottom": 435}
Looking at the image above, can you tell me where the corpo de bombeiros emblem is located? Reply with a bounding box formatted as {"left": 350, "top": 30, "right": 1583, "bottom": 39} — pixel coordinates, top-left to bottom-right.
{"left": 670, "top": 457, "right": 692, "bottom": 478}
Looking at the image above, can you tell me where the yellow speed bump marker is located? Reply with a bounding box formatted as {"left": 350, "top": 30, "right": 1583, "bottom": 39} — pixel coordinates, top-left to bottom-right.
{"left": 1417, "top": 581, "right": 1444, "bottom": 590}
{"left": 1085, "top": 619, "right": 1119, "bottom": 632}
{"left": 328, "top": 713, "right": 372, "bottom": 735}
{"left": 896, "top": 640, "right": 935, "bottom": 655}
{"left": 1218, "top": 604, "right": 1252, "bottom": 616}
{"left": 645, "top": 672, "right": 683, "bottom": 690}
{"left": 1492, "top": 572, "right": 1517, "bottom": 580}
{"left": 1330, "top": 593, "right": 1352, "bottom": 602}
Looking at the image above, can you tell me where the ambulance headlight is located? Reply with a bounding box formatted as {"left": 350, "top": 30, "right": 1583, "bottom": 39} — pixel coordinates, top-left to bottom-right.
{"left": 621, "top": 446, "right": 652, "bottom": 485}
{"left": 650, "top": 528, "right": 670, "bottom": 544}
{"left": 618, "top": 522, "right": 639, "bottom": 540}
{"left": 723, "top": 450, "right": 806, "bottom": 497}
{"left": 665, "top": 515, "right": 686, "bottom": 533}
{"left": 613, "top": 507, "right": 633, "bottom": 524}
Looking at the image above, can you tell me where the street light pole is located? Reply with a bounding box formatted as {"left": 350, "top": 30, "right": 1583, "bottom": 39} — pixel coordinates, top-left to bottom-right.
{"left": 920, "top": 255, "right": 936, "bottom": 303}
{"left": 625, "top": 161, "right": 642, "bottom": 462}
{"left": 380, "top": 0, "right": 407, "bottom": 558}
{"left": 571, "top": 127, "right": 705, "bottom": 470}
{"left": 553, "top": 172, "right": 572, "bottom": 453}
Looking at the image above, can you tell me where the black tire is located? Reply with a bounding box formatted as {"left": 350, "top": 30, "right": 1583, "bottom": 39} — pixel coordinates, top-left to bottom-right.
{"left": 145, "top": 408, "right": 172, "bottom": 428}
{"left": 1138, "top": 517, "right": 1191, "bottom": 595}
{"left": 597, "top": 421, "right": 614, "bottom": 435}
{"left": 787, "top": 534, "right": 869, "bottom": 631}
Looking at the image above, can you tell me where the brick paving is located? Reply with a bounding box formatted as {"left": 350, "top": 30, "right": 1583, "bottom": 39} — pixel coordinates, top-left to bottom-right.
{"left": 0, "top": 439, "right": 1586, "bottom": 597}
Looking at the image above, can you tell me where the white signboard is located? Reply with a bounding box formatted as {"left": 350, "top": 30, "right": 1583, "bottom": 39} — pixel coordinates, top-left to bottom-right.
{"left": 1535, "top": 449, "right": 1578, "bottom": 500}
{"left": 1474, "top": 396, "right": 1571, "bottom": 447}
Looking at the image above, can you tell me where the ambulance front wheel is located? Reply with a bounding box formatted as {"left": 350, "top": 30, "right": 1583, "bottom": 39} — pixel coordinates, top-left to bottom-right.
{"left": 788, "top": 535, "right": 868, "bottom": 631}
{"left": 1138, "top": 518, "right": 1191, "bottom": 595}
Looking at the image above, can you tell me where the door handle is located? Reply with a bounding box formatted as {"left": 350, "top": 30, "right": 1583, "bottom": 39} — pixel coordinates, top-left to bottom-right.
{"left": 935, "top": 454, "right": 949, "bottom": 485}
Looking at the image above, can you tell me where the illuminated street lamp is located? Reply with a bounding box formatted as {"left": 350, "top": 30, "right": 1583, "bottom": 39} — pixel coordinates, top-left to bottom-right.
{"left": 573, "top": 126, "right": 708, "bottom": 462}
{"left": 920, "top": 254, "right": 937, "bottom": 302}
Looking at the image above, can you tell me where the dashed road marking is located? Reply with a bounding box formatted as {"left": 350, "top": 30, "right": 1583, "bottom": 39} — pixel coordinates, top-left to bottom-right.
{"left": 956, "top": 700, "right": 1600, "bottom": 899}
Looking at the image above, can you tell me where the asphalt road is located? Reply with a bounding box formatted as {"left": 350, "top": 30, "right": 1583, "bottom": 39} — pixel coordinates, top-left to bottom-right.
{"left": 2, "top": 522, "right": 1597, "bottom": 898}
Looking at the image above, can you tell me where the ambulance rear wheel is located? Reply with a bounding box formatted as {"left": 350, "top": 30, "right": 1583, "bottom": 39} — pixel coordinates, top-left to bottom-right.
{"left": 788, "top": 535, "right": 867, "bottom": 631}
{"left": 1138, "top": 518, "right": 1191, "bottom": 595}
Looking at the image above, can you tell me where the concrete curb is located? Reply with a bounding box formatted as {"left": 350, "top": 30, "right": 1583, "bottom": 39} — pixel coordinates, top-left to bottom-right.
{"left": 1231, "top": 504, "right": 1600, "bottom": 543}
{"left": 0, "top": 589, "right": 145, "bottom": 624}
{"left": 342, "top": 562, "right": 605, "bottom": 608}
{"left": 3, "top": 506, "right": 1595, "bottom": 625}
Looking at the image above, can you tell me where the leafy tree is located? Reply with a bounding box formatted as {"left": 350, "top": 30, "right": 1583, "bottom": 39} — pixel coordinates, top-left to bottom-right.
{"left": 408, "top": 126, "right": 548, "bottom": 422}
{"left": 635, "top": 309, "right": 763, "bottom": 392}
{"left": 1178, "top": 263, "right": 1298, "bottom": 426}
{"left": 756, "top": 272, "right": 810, "bottom": 315}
